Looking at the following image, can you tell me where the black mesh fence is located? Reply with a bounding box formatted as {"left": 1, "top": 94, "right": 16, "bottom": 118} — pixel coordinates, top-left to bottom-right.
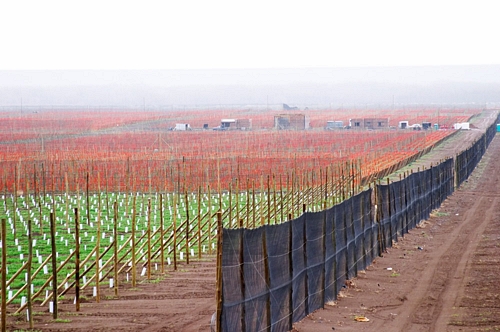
{"left": 376, "top": 158, "right": 454, "bottom": 253}
{"left": 456, "top": 118, "right": 498, "bottom": 187}
{"left": 221, "top": 190, "right": 374, "bottom": 331}
{"left": 219, "top": 122, "right": 498, "bottom": 331}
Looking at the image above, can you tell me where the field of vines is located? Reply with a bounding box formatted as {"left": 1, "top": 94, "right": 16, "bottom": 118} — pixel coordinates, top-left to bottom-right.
{"left": 0, "top": 106, "right": 480, "bottom": 326}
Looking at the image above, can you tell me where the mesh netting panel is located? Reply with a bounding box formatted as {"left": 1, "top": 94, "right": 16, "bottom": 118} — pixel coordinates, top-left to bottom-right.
{"left": 344, "top": 198, "right": 356, "bottom": 279}
{"left": 334, "top": 201, "right": 347, "bottom": 290}
{"left": 378, "top": 184, "right": 392, "bottom": 250}
{"left": 305, "top": 211, "right": 325, "bottom": 313}
{"left": 265, "top": 223, "right": 293, "bottom": 332}
{"left": 391, "top": 181, "right": 402, "bottom": 240}
{"left": 221, "top": 228, "right": 244, "bottom": 332}
{"left": 242, "top": 227, "right": 269, "bottom": 331}
{"left": 362, "top": 189, "right": 377, "bottom": 265}
{"left": 351, "top": 193, "right": 364, "bottom": 273}
{"left": 291, "top": 215, "right": 307, "bottom": 323}
{"left": 324, "top": 206, "right": 337, "bottom": 302}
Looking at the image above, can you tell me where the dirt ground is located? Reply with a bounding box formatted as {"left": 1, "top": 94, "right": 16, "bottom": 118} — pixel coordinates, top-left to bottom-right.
{"left": 7, "top": 111, "right": 500, "bottom": 332}
{"left": 6, "top": 260, "right": 217, "bottom": 331}
{"left": 294, "top": 129, "right": 500, "bottom": 330}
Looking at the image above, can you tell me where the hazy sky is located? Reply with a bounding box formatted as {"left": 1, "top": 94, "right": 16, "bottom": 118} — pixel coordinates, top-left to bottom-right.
{"left": 2, "top": 0, "right": 499, "bottom": 70}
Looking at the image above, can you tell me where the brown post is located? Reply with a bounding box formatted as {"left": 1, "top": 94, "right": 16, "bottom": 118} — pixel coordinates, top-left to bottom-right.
{"left": 13, "top": 167, "right": 17, "bottom": 236}
{"left": 50, "top": 212, "right": 58, "bottom": 319}
{"left": 198, "top": 186, "right": 202, "bottom": 259}
{"left": 228, "top": 183, "right": 233, "bottom": 228}
{"left": 207, "top": 185, "right": 212, "bottom": 256}
{"left": 262, "top": 222, "right": 271, "bottom": 329}
{"left": 147, "top": 199, "right": 152, "bottom": 279}
{"left": 235, "top": 180, "right": 240, "bottom": 230}
{"left": 27, "top": 218, "right": 34, "bottom": 328}
{"left": 215, "top": 212, "right": 223, "bottom": 332}
{"left": 252, "top": 179, "right": 256, "bottom": 228}
{"left": 280, "top": 175, "right": 284, "bottom": 223}
{"left": 173, "top": 193, "right": 179, "bottom": 270}
{"left": 245, "top": 178, "right": 250, "bottom": 228}
{"left": 1, "top": 219, "right": 6, "bottom": 332}
{"left": 267, "top": 175, "right": 271, "bottom": 225}
{"left": 114, "top": 201, "right": 119, "bottom": 294}
{"left": 184, "top": 191, "right": 190, "bottom": 265}
{"left": 131, "top": 196, "right": 137, "bottom": 286}
{"left": 65, "top": 172, "right": 69, "bottom": 228}
{"left": 96, "top": 195, "right": 101, "bottom": 303}
{"left": 86, "top": 172, "right": 90, "bottom": 225}
{"left": 160, "top": 194, "right": 165, "bottom": 273}
{"left": 74, "top": 208, "right": 80, "bottom": 311}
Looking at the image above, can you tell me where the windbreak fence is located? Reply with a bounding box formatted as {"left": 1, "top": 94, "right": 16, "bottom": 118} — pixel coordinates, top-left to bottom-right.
{"left": 219, "top": 118, "right": 499, "bottom": 332}
{"left": 455, "top": 120, "right": 497, "bottom": 187}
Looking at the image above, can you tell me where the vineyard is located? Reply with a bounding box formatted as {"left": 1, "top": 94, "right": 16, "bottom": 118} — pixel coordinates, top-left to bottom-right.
{"left": 0, "top": 106, "right": 481, "bottom": 329}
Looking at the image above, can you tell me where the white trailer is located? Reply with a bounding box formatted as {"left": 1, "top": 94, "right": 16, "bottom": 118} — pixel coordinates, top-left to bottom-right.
{"left": 174, "top": 123, "right": 192, "bottom": 131}
{"left": 453, "top": 122, "right": 470, "bottom": 130}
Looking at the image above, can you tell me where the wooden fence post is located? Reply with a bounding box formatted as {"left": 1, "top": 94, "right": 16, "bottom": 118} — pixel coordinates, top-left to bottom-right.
{"left": 147, "top": 199, "right": 151, "bottom": 279}
{"left": 1, "top": 219, "right": 6, "bottom": 332}
{"left": 173, "top": 194, "right": 177, "bottom": 271}
{"left": 160, "top": 193, "right": 165, "bottom": 273}
{"left": 50, "top": 212, "right": 58, "bottom": 319}
{"left": 132, "top": 196, "right": 137, "bottom": 287}
{"left": 114, "top": 201, "right": 119, "bottom": 294}
{"left": 96, "top": 198, "right": 101, "bottom": 303}
{"left": 185, "top": 191, "right": 190, "bottom": 265}
{"left": 74, "top": 208, "right": 80, "bottom": 311}
{"left": 27, "top": 218, "right": 33, "bottom": 328}
{"left": 215, "top": 212, "right": 223, "bottom": 332}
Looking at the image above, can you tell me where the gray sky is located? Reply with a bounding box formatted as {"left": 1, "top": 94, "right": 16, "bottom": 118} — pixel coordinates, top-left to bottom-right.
{"left": 2, "top": 1, "right": 500, "bottom": 107}
{"left": 1, "top": 1, "right": 499, "bottom": 71}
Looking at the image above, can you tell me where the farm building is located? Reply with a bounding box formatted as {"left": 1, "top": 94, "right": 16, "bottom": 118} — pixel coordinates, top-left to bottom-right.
{"left": 399, "top": 121, "right": 409, "bottom": 129}
{"left": 219, "top": 118, "right": 252, "bottom": 130}
{"left": 326, "top": 120, "right": 344, "bottom": 130}
{"left": 350, "top": 118, "right": 389, "bottom": 130}
{"left": 274, "top": 114, "right": 310, "bottom": 130}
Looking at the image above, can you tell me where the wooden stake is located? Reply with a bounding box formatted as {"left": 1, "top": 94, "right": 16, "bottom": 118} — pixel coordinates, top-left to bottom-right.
{"left": 95, "top": 196, "right": 101, "bottom": 303}
{"left": 74, "top": 208, "right": 80, "bottom": 311}
{"left": 160, "top": 194, "right": 164, "bottom": 273}
{"left": 113, "top": 201, "right": 119, "bottom": 295}
{"left": 147, "top": 199, "right": 152, "bottom": 279}
{"left": 197, "top": 186, "right": 202, "bottom": 259}
{"left": 50, "top": 212, "right": 58, "bottom": 319}
{"left": 27, "top": 218, "right": 33, "bottom": 328}
{"left": 86, "top": 172, "right": 90, "bottom": 225}
{"left": 173, "top": 194, "right": 177, "bottom": 271}
{"left": 131, "top": 196, "right": 137, "bottom": 286}
{"left": 184, "top": 191, "right": 190, "bottom": 265}
{"left": 65, "top": 172, "right": 69, "bottom": 228}
{"left": 1, "top": 219, "right": 6, "bottom": 332}
{"left": 215, "top": 212, "right": 223, "bottom": 332}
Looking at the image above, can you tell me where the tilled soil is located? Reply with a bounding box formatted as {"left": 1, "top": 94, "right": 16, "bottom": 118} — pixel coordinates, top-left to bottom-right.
{"left": 6, "top": 260, "right": 217, "bottom": 331}
{"left": 293, "top": 134, "right": 500, "bottom": 332}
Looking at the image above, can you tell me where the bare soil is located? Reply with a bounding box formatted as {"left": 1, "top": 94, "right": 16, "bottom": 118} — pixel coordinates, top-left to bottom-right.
{"left": 6, "top": 111, "right": 500, "bottom": 332}
{"left": 293, "top": 134, "right": 500, "bottom": 330}
{"left": 6, "top": 260, "right": 217, "bottom": 332}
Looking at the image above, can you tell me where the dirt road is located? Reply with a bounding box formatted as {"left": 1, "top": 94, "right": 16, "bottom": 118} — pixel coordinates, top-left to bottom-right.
{"left": 293, "top": 134, "right": 500, "bottom": 331}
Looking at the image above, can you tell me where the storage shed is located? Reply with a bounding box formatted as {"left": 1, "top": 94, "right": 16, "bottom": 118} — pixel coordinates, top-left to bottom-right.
{"left": 220, "top": 118, "right": 252, "bottom": 130}
{"left": 274, "top": 114, "right": 310, "bottom": 130}
{"left": 350, "top": 118, "right": 389, "bottom": 130}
